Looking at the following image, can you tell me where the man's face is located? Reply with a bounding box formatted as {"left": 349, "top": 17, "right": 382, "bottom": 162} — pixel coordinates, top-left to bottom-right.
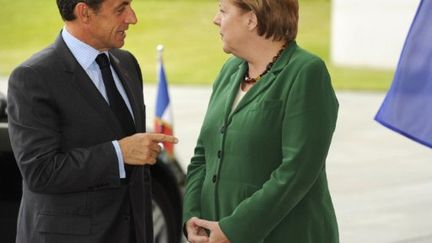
{"left": 87, "top": 0, "right": 137, "bottom": 51}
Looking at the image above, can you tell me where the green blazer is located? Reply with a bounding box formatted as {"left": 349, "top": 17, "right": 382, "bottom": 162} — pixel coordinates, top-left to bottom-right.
{"left": 183, "top": 42, "right": 339, "bottom": 243}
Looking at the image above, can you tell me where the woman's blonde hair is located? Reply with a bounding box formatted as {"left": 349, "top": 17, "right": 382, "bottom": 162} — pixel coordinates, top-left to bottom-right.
{"left": 232, "top": 0, "right": 299, "bottom": 42}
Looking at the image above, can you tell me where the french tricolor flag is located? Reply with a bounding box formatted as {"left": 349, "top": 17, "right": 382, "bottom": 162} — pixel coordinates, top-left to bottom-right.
{"left": 155, "top": 45, "right": 174, "bottom": 157}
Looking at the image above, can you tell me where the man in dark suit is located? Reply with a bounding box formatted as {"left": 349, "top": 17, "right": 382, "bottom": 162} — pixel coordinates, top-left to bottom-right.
{"left": 7, "top": 0, "right": 177, "bottom": 242}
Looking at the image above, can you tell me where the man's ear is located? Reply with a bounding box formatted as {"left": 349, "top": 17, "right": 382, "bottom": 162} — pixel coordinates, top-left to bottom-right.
{"left": 74, "top": 2, "right": 91, "bottom": 23}
{"left": 247, "top": 11, "right": 258, "bottom": 31}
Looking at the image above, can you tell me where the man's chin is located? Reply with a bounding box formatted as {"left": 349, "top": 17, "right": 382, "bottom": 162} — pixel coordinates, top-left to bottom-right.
{"left": 114, "top": 40, "right": 126, "bottom": 49}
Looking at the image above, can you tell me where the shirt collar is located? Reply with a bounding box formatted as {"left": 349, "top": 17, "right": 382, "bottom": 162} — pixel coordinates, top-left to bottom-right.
{"left": 62, "top": 27, "right": 108, "bottom": 70}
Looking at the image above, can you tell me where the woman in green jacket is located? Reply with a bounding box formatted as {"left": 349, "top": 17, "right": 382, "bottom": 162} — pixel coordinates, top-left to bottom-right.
{"left": 183, "top": 0, "right": 339, "bottom": 242}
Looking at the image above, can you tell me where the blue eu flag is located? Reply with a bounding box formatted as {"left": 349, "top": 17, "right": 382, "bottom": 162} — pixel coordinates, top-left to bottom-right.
{"left": 375, "top": 0, "right": 432, "bottom": 148}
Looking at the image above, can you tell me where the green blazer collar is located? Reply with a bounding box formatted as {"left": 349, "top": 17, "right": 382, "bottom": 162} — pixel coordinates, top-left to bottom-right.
{"left": 224, "top": 41, "right": 298, "bottom": 122}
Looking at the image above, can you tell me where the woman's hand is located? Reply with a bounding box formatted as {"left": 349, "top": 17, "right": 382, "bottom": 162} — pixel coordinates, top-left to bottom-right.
{"left": 193, "top": 218, "right": 231, "bottom": 243}
{"left": 186, "top": 217, "right": 210, "bottom": 243}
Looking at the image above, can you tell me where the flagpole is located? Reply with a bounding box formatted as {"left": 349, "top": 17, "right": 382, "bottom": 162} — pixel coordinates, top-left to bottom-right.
{"left": 156, "top": 44, "right": 164, "bottom": 64}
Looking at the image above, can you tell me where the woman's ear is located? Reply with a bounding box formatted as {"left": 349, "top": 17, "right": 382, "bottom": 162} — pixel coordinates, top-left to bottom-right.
{"left": 247, "top": 11, "right": 258, "bottom": 31}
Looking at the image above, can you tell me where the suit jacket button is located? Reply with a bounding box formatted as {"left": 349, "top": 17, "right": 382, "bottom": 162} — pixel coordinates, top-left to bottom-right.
{"left": 220, "top": 125, "right": 225, "bottom": 134}
{"left": 212, "top": 175, "right": 217, "bottom": 183}
{"left": 217, "top": 150, "right": 222, "bottom": 159}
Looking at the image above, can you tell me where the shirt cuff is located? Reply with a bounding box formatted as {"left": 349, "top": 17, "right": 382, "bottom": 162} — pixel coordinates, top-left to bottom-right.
{"left": 112, "top": 141, "right": 126, "bottom": 178}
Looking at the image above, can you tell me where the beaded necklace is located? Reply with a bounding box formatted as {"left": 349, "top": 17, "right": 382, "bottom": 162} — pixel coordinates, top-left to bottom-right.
{"left": 243, "top": 43, "right": 287, "bottom": 86}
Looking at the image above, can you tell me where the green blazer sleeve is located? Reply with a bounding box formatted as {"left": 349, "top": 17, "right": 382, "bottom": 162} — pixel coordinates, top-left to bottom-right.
{"left": 218, "top": 58, "right": 338, "bottom": 242}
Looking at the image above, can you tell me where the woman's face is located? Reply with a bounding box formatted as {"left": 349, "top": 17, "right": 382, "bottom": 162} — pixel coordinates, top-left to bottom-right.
{"left": 213, "top": 0, "right": 251, "bottom": 54}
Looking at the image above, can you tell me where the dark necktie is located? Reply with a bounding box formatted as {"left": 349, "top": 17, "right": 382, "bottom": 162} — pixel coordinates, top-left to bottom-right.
{"left": 96, "top": 53, "right": 135, "bottom": 184}
{"left": 96, "top": 53, "right": 135, "bottom": 136}
{"left": 96, "top": 54, "right": 153, "bottom": 243}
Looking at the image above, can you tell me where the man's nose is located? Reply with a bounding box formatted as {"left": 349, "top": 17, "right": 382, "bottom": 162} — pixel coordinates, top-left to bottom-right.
{"left": 126, "top": 8, "right": 138, "bottom": 24}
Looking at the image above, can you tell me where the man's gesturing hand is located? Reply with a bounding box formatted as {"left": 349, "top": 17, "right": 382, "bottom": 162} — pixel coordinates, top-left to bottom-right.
{"left": 119, "top": 133, "right": 178, "bottom": 165}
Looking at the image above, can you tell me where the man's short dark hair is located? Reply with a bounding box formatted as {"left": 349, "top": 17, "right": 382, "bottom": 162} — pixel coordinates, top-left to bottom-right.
{"left": 56, "top": 0, "right": 104, "bottom": 21}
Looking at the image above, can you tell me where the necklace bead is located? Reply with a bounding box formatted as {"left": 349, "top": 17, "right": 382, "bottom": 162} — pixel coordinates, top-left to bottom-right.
{"left": 243, "top": 43, "right": 288, "bottom": 86}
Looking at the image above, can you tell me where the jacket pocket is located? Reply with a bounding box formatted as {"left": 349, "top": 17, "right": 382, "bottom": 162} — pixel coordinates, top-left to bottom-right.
{"left": 36, "top": 213, "right": 91, "bottom": 235}
{"left": 249, "top": 99, "right": 282, "bottom": 111}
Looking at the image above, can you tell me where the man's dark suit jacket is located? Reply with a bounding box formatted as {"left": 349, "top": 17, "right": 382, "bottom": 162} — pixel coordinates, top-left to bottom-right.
{"left": 7, "top": 34, "right": 153, "bottom": 243}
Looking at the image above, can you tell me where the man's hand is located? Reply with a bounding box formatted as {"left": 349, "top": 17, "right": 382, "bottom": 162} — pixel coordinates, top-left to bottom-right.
{"left": 186, "top": 217, "right": 210, "bottom": 243}
{"left": 188, "top": 218, "right": 230, "bottom": 243}
{"left": 119, "top": 133, "right": 178, "bottom": 165}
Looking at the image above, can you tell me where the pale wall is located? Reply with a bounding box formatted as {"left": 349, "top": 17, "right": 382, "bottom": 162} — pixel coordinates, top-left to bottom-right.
{"left": 331, "top": 0, "right": 420, "bottom": 69}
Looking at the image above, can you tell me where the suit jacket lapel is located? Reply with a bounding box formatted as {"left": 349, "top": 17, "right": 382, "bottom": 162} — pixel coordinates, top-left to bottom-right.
{"left": 228, "top": 41, "right": 297, "bottom": 120}
{"left": 109, "top": 54, "right": 144, "bottom": 132}
{"left": 223, "top": 62, "right": 247, "bottom": 122}
{"left": 53, "top": 35, "right": 124, "bottom": 137}
{"left": 230, "top": 72, "right": 276, "bottom": 117}
{"left": 223, "top": 60, "right": 276, "bottom": 122}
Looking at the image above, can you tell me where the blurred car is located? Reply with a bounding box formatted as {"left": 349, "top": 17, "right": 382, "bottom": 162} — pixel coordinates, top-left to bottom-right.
{"left": 0, "top": 79, "right": 185, "bottom": 243}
